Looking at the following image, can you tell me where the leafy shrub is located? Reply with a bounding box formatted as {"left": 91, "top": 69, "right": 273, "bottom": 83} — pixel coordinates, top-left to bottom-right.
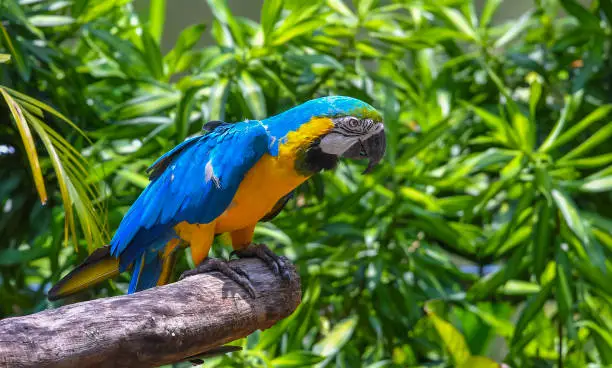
{"left": 1, "top": 0, "right": 612, "bottom": 366}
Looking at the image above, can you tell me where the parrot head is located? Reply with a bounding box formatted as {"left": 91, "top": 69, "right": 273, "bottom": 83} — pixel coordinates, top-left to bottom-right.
{"left": 265, "top": 96, "right": 386, "bottom": 175}
{"left": 312, "top": 110, "right": 386, "bottom": 174}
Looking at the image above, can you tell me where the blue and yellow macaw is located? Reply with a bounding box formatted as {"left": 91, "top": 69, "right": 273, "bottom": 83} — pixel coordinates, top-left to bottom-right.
{"left": 48, "top": 96, "right": 386, "bottom": 300}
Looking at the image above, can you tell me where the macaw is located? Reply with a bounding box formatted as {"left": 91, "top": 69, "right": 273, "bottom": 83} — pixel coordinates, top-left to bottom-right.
{"left": 48, "top": 96, "right": 386, "bottom": 300}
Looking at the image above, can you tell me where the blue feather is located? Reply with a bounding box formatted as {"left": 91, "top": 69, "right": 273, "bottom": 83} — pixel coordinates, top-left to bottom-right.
{"left": 128, "top": 254, "right": 144, "bottom": 293}
{"left": 134, "top": 252, "right": 163, "bottom": 292}
{"left": 109, "top": 120, "right": 270, "bottom": 287}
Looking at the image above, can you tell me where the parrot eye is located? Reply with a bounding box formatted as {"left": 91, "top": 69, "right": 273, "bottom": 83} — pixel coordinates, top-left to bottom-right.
{"left": 347, "top": 117, "right": 360, "bottom": 128}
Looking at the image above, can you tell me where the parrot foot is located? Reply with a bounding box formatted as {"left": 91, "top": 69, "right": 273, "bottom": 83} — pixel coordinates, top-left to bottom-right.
{"left": 179, "top": 258, "right": 257, "bottom": 298}
{"left": 232, "top": 244, "right": 293, "bottom": 281}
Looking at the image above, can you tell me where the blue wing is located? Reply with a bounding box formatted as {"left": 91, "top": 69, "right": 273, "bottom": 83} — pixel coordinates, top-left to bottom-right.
{"left": 109, "top": 121, "right": 270, "bottom": 280}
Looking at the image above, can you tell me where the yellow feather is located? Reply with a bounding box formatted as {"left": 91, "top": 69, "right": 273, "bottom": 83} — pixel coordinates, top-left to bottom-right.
{"left": 48, "top": 250, "right": 119, "bottom": 301}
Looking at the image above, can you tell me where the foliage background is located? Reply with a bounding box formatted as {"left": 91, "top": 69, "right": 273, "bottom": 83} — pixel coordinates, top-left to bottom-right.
{"left": 2, "top": 0, "right": 612, "bottom": 367}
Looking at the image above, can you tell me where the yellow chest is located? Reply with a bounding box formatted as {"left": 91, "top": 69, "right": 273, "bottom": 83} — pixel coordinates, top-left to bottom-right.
{"left": 214, "top": 153, "right": 308, "bottom": 233}
{"left": 215, "top": 116, "right": 334, "bottom": 233}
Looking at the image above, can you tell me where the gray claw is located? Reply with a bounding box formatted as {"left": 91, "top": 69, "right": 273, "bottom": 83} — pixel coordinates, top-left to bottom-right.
{"left": 233, "top": 244, "right": 293, "bottom": 282}
{"left": 179, "top": 257, "right": 257, "bottom": 298}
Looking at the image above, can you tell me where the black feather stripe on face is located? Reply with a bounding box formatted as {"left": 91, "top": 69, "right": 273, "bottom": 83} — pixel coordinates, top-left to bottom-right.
{"left": 295, "top": 137, "right": 339, "bottom": 175}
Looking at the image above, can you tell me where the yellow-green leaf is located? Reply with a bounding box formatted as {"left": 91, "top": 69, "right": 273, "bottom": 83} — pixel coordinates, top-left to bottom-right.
{"left": 0, "top": 88, "right": 47, "bottom": 204}
{"left": 440, "top": 7, "right": 479, "bottom": 42}
{"left": 117, "top": 170, "right": 150, "bottom": 189}
{"left": 428, "top": 311, "right": 471, "bottom": 365}
{"left": 148, "top": 0, "right": 166, "bottom": 43}
{"left": 313, "top": 316, "right": 358, "bottom": 365}
{"left": 458, "top": 356, "right": 501, "bottom": 368}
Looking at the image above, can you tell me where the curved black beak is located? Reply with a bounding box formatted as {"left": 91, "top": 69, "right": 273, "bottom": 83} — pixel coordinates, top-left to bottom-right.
{"left": 342, "top": 123, "right": 386, "bottom": 173}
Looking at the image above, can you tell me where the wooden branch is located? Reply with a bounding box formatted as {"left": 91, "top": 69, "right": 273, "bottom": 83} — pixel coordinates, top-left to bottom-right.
{"left": 0, "top": 258, "right": 301, "bottom": 368}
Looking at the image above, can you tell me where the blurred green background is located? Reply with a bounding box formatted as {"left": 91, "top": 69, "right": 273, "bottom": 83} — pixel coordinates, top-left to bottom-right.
{"left": 1, "top": 0, "right": 612, "bottom": 367}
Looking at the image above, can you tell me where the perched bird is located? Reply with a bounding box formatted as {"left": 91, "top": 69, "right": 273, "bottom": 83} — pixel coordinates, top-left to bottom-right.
{"left": 48, "top": 96, "right": 386, "bottom": 300}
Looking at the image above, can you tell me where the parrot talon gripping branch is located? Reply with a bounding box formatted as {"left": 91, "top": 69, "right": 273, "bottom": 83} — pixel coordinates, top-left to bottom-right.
{"left": 232, "top": 243, "right": 293, "bottom": 281}
{"left": 48, "top": 96, "right": 386, "bottom": 301}
{"left": 178, "top": 257, "right": 257, "bottom": 298}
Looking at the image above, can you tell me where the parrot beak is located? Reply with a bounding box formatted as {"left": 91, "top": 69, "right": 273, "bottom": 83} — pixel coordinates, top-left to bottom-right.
{"left": 341, "top": 123, "right": 386, "bottom": 173}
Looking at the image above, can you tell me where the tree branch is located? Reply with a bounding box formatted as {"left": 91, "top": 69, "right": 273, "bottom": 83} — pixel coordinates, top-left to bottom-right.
{"left": 0, "top": 257, "right": 301, "bottom": 368}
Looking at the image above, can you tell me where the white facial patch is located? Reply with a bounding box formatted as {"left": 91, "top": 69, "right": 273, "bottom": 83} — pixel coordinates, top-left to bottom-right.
{"left": 318, "top": 134, "right": 360, "bottom": 156}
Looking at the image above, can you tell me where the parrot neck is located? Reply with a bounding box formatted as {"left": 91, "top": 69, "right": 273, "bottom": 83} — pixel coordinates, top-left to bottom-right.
{"left": 266, "top": 116, "right": 336, "bottom": 176}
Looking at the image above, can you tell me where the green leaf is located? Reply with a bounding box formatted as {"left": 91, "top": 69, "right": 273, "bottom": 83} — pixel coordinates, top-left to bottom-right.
{"left": 175, "top": 86, "right": 203, "bottom": 141}
{"left": 208, "top": 78, "right": 230, "bottom": 121}
{"left": 357, "top": 0, "right": 376, "bottom": 18}
{"left": 571, "top": 256, "right": 612, "bottom": 296}
{"left": 464, "top": 304, "right": 514, "bottom": 337}
{"left": 529, "top": 76, "right": 542, "bottom": 125}
{"left": 533, "top": 201, "right": 553, "bottom": 282}
{"left": 512, "top": 111, "right": 534, "bottom": 151}
{"left": 207, "top": 0, "right": 245, "bottom": 47}
{"left": 480, "top": 0, "right": 502, "bottom": 28}
{"left": 458, "top": 356, "right": 500, "bottom": 368}
{"left": 0, "top": 24, "right": 30, "bottom": 81}
{"left": 22, "top": 110, "right": 104, "bottom": 250}
{"left": 558, "top": 153, "right": 612, "bottom": 168}
{"left": 467, "top": 244, "right": 528, "bottom": 300}
{"left": 140, "top": 30, "right": 164, "bottom": 80}
{"left": 272, "top": 19, "right": 325, "bottom": 45}
{"left": 164, "top": 24, "right": 206, "bottom": 74}
{"left": 326, "top": 0, "right": 355, "bottom": 18}
{"left": 461, "top": 101, "right": 516, "bottom": 147}
{"left": 556, "top": 249, "right": 576, "bottom": 338}
{"left": 117, "top": 170, "right": 150, "bottom": 189}
{"left": 498, "top": 280, "right": 540, "bottom": 296}
{"left": 78, "top": 0, "right": 132, "bottom": 23}
{"left": 0, "top": 247, "right": 49, "bottom": 267}
{"left": 440, "top": 7, "right": 479, "bottom": 43}
{"left": 312, "top": 316, "right": 358, "bottom": 366}
{"left": 511, "top": 280, "right": 554, "bottom": 345}
{"left": 0, "top": 53, "right": 10, "bottom": 63}
{"left": 560, "top": 0, "right": 601, "bottom": 29}
{"left": 549, "top": 105, "right": 612, "bottom": 151}
{"left": 238, "top": 70, "right": 266, "bottom": 119}
{"left": 427, "top": 310, "right": 471, "bottom": 365}
{"left": 552, "top": 189, "right": 588, "bottom": 244}
{"left": 261, "top": 0, "right": 282, "bottom": 43}
{"left": 579, "top": 320, "right": 612, "bottom": 357}
{"left": 28, "top": 15, "right": 74, "bottom": 27}
{"left": 400, "top": 187, "right": 441, "bottom": 212}
{"left": 539, "top": 94, "right": 576, "bottom": 152}
{"left": 399, "top": 117, "right": 454, "bottom": 162}
{"left": 112, "top": 93, "right": 180, "bottom": 120}
{"left": 579, "top": 176, "right": 612, "bottom": 192}
{"left": 5, "top": 87, "right": 89, "bottom": 139}
{"left": 602, "top": 0, "right": 612, "bottom": 26}
{"left": 149, "top": 0, "right": 166, "bottom": 43}
{"left": 494, "top": 10, "right": 533, "bottom": 48}
{"left": 271, "top": 351, "right": 325, "bottom": 367}
{"left": 559, "top": 122, "right": 612, "bottom": 162}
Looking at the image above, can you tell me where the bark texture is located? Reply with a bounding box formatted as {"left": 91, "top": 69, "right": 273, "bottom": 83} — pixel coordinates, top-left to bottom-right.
{"left": 0, "top": 258, "right": 301, "bottom": 368}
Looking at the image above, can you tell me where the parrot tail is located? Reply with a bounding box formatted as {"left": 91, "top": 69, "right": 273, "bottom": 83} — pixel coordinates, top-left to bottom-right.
{"left": 48, "top": 245, "right": 120, "bottom": 301}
